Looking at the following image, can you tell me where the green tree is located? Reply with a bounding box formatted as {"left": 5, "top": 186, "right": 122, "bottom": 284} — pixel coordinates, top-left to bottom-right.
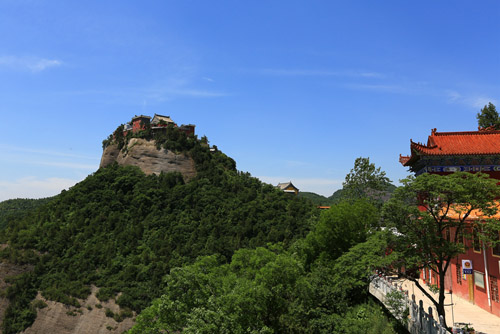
{"left": 476, "top": 102, "right": 500, "bottom": 129}
{"left": 303, "top": 199, "right": 379, "bottom": 267}
{"left": 382, "top": 172, "right": 500, "bottom": 329}
{"left": 342, "top": 157, "right": 392, "bottom": 204}
{"left": 113, "top": 124, "right": 125, "bottom": 149}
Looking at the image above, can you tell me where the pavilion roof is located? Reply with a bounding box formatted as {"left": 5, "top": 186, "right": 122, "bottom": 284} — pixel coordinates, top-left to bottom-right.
{"left": 151, "top": 114, "right": 175, "bottom": 124}
{"left": 277, "top": 181, "right": 298, "bottom": 191}
{"left": 401, "top": 127, "right": 500, "bottom": 166}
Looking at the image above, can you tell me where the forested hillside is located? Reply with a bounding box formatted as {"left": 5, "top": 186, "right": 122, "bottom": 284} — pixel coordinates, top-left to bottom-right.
{"left": 0, "top": 129, "right": 315, "bottom": 333}
{"left": 129, "top": 200, "right": 402, "bottom": 334}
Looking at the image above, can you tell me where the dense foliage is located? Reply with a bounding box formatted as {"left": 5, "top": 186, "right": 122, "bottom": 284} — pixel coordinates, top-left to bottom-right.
{"left": 0, "top": 198, "right": 53, "bottom": 231}
{"left": 1, "top": 133, "right": 314, "bottom": 333}
{"left": 301, "top": 200, "right": 379, "bottom": 268}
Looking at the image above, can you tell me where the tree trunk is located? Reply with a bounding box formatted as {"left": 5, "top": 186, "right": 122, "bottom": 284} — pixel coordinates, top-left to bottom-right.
{"left": 438, "top": 270, "right": 448, "bottom": 329}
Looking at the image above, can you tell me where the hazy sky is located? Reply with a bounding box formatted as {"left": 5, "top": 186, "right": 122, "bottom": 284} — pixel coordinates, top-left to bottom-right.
{"left": 0, "top": 1, "right": 499, "bottom": 201}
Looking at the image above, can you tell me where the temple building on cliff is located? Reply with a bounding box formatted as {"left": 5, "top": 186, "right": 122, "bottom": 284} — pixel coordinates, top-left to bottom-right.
{"left": 400, "top": 127, "right": 500, "bottom": 317}
{"left": 124, "top": 114, "right": 195, "bottom": 137}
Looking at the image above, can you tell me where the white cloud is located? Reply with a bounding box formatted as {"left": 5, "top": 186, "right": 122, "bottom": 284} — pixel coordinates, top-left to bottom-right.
{"left": 55, "top": 85, "right": 227, "bottom": 104}
{"left": 33, "top": 160, "right": 96, "bottom": 170}
{"left": 143, "top": 83, "right": 227, "bottom": 102}
{"left": 166, "top": 89, "right": 227, "bottom": 98}
{"left": 359, "top": 72, "right": 383, "bottom": 78}
{"left": 256, "top": 68, "right": 384, "bottom": 78}
{"left": 0, "top": 145, "right": 99, "bottom": 171}
{"left": 445, "top": 90, "right": 461, "bottom": 103}
{"left": 28, "top": 58, "right": 62, "bottom": 72}
{"left": 344, "top": 83, "right": 409, "bottom": 94}
{"left": 445, "top": 90, "right": 497, "bottom": 109}
{"left": 257, "top": 176, "right": 342, "bottom": 197}
{"left": 284, "top": 160, "right": 310, "bottom": 167}
{"left": 0, "top": 177, "right": 80, "bottom": 202}
{"left": 0, "top": 56, "right": 62, "bottom": 72}
{"left": 0, "top": 144, "right": 96, "bottom": 160}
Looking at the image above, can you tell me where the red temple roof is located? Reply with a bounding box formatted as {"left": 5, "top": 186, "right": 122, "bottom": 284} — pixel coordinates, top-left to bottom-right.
{"left": 402, "top": 128, "right": 500, "bottom": 166}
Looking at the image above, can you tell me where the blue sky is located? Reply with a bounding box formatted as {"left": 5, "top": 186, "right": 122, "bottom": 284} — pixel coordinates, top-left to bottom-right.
{"left": 0, "top": 1, "right": 499, "bottom": 201}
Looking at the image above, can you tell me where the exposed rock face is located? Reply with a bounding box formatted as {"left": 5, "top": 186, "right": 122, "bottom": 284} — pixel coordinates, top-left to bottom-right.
{"left": 22, "top": 286, "right": 134, "bottom": 334}
{"left": 100, "top": 138, "right": 197, "bottom": 181}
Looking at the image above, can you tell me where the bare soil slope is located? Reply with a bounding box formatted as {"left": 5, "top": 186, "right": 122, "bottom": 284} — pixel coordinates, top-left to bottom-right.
{"left": 23, "top": 286, "right": 134, "bottom": 334}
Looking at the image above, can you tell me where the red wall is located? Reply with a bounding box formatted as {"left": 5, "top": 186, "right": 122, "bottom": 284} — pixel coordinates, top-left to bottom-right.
{"left": 132, "top": 117, "right": 152, "bottom": 132}
{"left": 180, "top": 125, "right": 195, "bottom": 136}
{"left": 448, "top": 247, "right": 500, "bottom": 316}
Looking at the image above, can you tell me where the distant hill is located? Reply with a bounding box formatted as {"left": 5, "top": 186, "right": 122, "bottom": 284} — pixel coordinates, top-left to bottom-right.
{"left": 298, "top": 190, "right": 343, "bottom": 205}
{"left": 298, "top": 192, "right": 331, "bottom": 205}
{"left": 299, "top": 183, "right": 397, "bottom": 206}
{"left": 328, "top": 188, "right": 344, "bottom": 203}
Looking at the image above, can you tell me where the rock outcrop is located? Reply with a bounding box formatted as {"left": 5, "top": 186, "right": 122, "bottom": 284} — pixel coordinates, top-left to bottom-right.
{"left": 100, "top": 138, "right": 197, "bottom": 181}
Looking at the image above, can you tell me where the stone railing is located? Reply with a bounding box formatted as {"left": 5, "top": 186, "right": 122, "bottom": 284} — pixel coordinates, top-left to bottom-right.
{"left": 369, "top": 274, "right": 453, "bottom": 334}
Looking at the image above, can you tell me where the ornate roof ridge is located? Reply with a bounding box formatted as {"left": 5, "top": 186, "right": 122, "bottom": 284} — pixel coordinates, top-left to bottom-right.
{"left": 431, "top": 128, "right": 500, "bottom": 136}
{"left": 399, "top": 154, "right": 410, "bottom": 165}
{"left": 410, "top": 139, "right": 437, "bottom": 149}
{"left": 153, "top": 113, "right": 171, "bottom": 118}
{"left": 132, "top": 114, "right": 151, "bottom": 120}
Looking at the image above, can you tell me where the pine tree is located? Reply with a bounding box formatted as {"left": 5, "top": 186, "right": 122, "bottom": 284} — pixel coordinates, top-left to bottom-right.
{"left": 476, "top": 102, "right": 500, "bottom": 129}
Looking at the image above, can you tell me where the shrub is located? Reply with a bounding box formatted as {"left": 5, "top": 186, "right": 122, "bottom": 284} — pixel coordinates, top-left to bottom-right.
{"left": 105, "top": 308, "right": 114, "bottom": 318}
{"left": 31, "top": 300, "right": 47, "bottom": 309}
{"left": 96, "top": 287, "right": 115, "bottom": 302}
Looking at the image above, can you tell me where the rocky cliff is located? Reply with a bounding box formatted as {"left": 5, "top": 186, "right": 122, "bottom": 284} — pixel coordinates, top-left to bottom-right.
{"left": 100, "top": 138, "right": 197, "bottom": 181}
